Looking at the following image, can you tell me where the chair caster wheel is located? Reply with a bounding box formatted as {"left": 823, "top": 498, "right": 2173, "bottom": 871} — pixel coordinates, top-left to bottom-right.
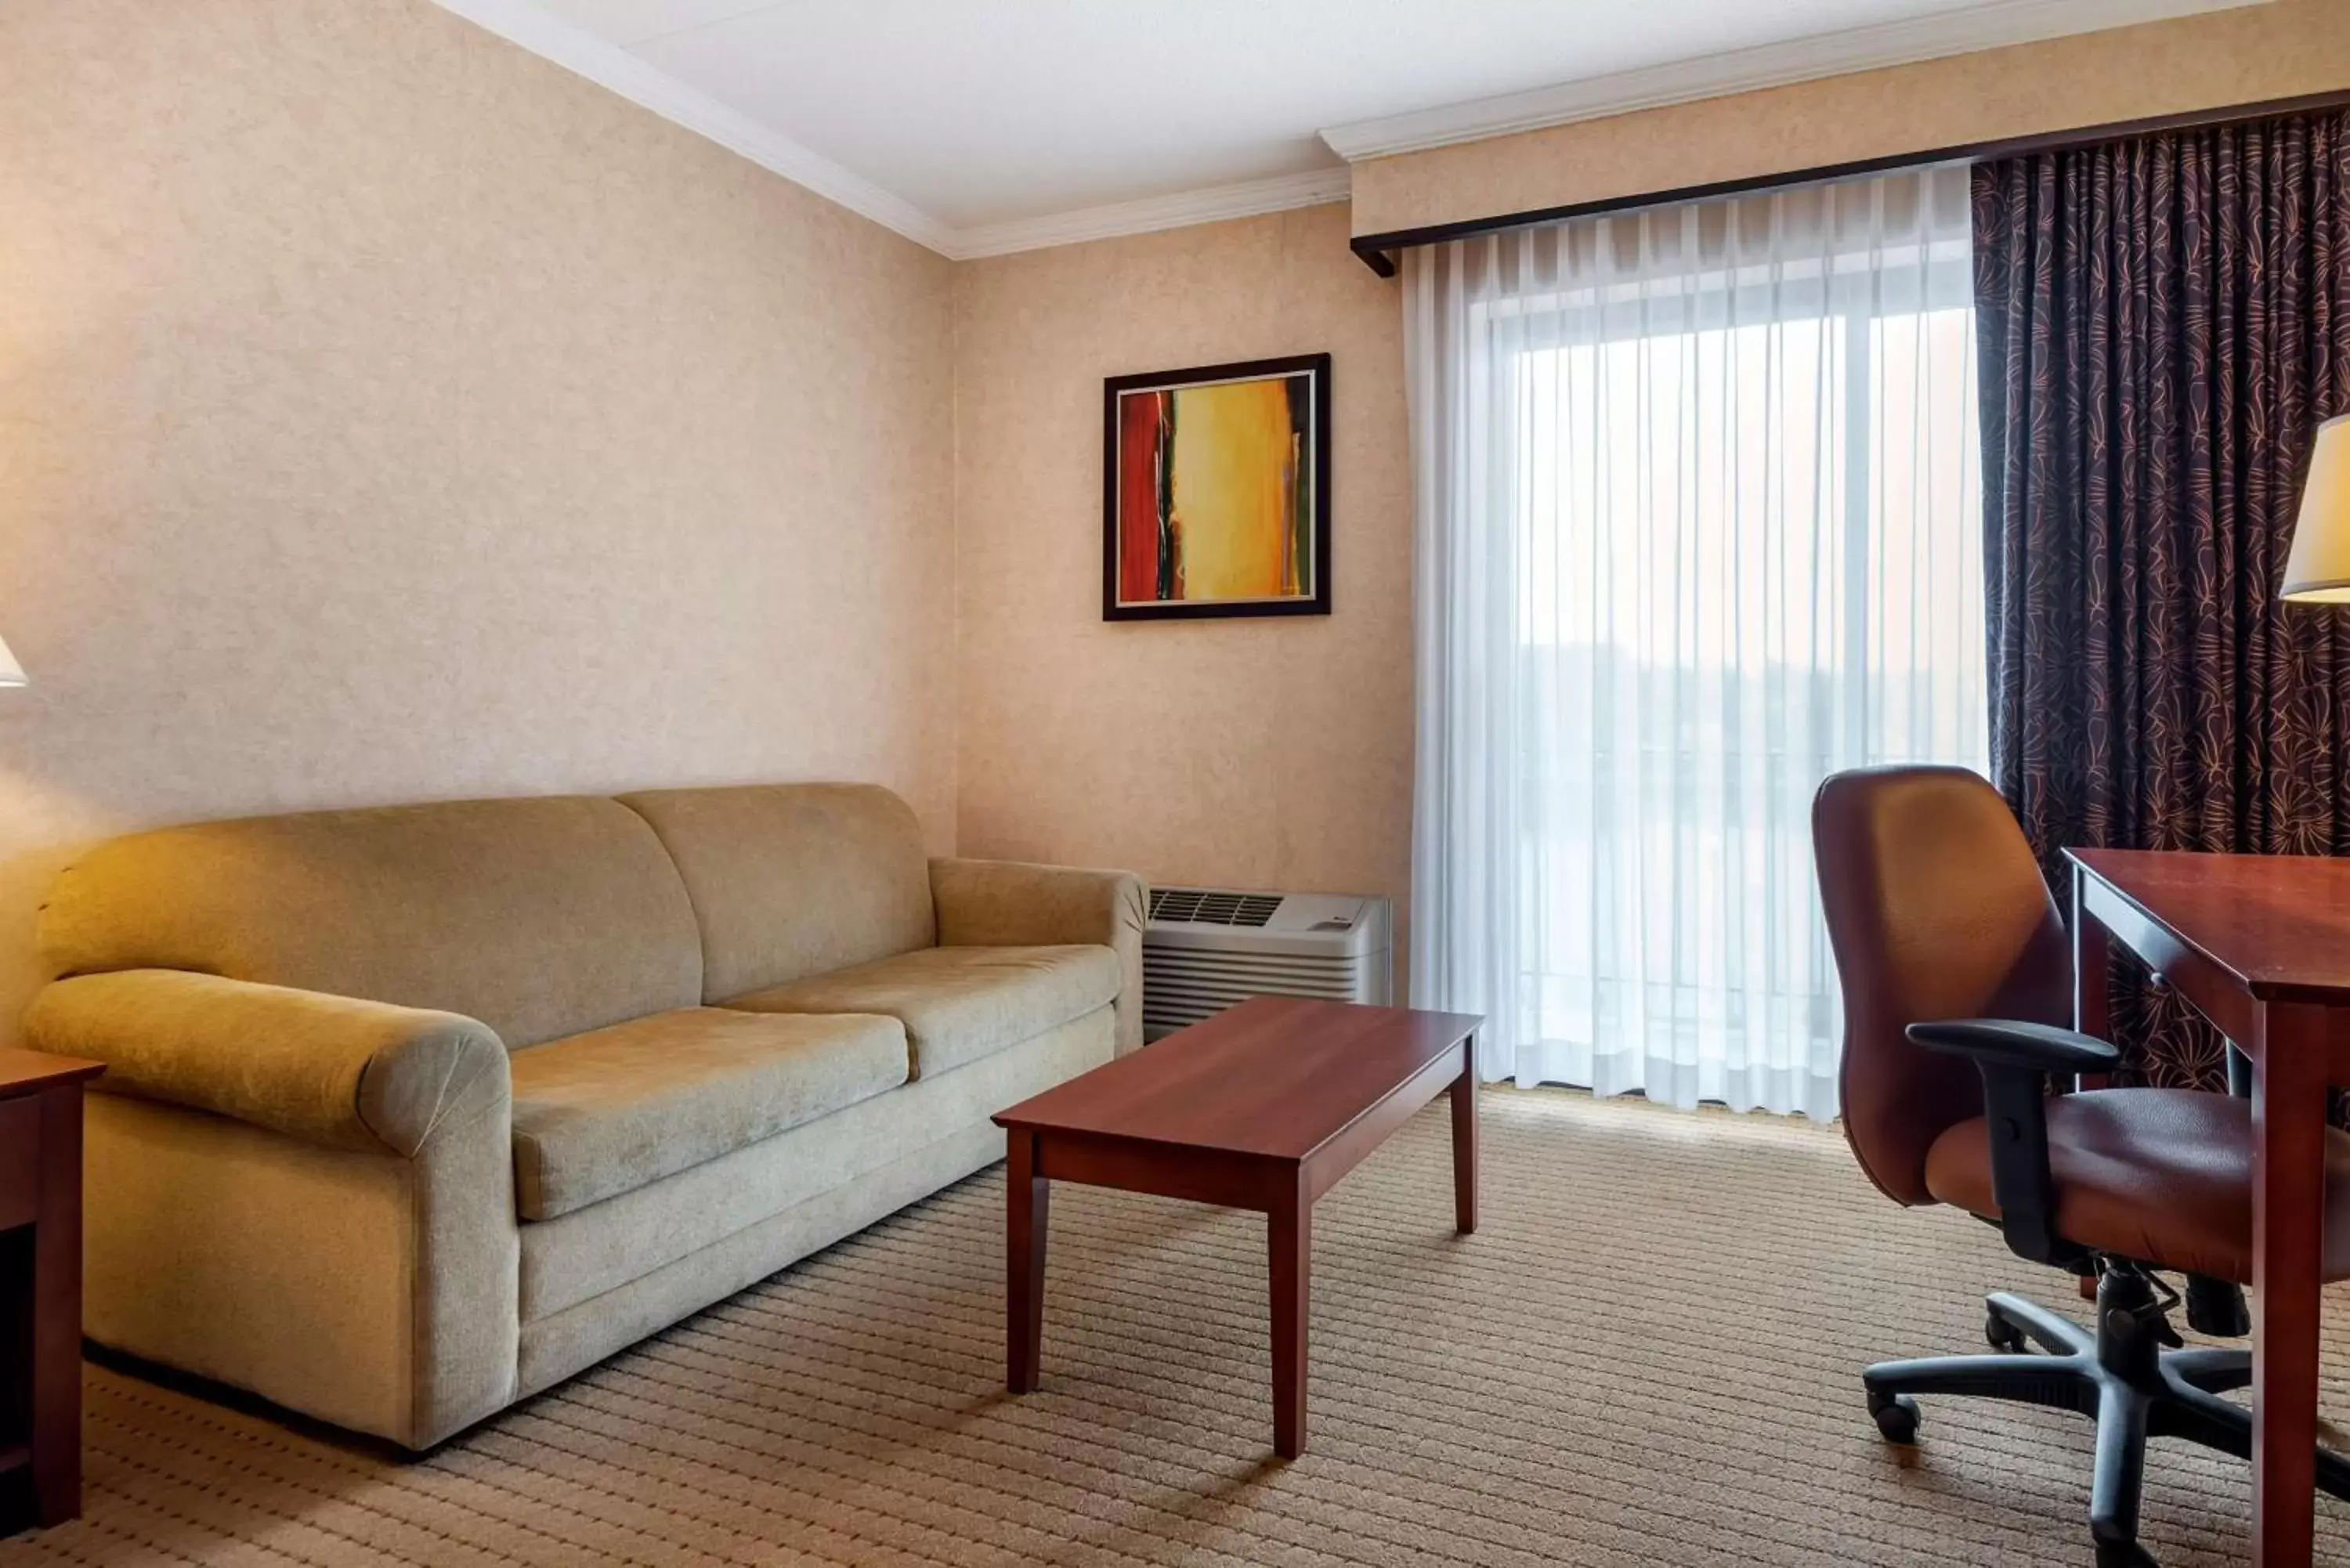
{"left": 2095, "top": 1540, "right": 2156, "bottom": 1568}
{"left": 1867, "top": 1389, "right": 1919, "bottom": 1444}
{"left": 1985, "top": 1312, "right": 2028, "bottom": 1354}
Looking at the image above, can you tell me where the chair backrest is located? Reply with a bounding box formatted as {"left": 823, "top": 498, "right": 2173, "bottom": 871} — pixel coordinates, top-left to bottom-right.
{"left": 1811, "top": 765, "right": 2074, "bottom": 1205}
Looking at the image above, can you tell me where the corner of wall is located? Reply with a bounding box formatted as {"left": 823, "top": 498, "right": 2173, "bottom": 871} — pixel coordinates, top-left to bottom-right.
{"left": 945, "top": 262, "right": 970, "bottom": 859}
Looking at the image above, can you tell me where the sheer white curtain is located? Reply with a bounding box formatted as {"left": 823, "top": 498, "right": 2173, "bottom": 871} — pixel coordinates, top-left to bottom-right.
{"left": 1404, "top": 166, "right": 1986, "bottom": 1119}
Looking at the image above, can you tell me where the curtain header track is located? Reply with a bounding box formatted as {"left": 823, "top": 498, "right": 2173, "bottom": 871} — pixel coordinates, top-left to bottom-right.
{"left": 1350, "top": 89, "right": 2350, "bottom": 277}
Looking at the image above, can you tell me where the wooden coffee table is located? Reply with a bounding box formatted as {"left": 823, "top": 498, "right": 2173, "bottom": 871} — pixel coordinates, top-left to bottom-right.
{"left": 991, "top": 995, "right": 1483, "bottom": 1458}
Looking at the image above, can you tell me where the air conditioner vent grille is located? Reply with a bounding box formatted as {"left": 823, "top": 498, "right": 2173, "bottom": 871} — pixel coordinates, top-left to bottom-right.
{"left": 1141, "top": 889, "right": 1393, "bottom": 1042}
{"left": 1147, "top": 887, "right": 1282, "bottom": 927}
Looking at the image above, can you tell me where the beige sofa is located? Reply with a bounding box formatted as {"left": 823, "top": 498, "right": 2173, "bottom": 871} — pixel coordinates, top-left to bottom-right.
{"left": 21, "top": 782, "right": 1141, "bottom": 1450}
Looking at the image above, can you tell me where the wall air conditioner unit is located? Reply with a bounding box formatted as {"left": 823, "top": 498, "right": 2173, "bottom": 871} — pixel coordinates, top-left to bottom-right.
{"left": 1141, "top": 886, "right": 1394, "bottom": 1042}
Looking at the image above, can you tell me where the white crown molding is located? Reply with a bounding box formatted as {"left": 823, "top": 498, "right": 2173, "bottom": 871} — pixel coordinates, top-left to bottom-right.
{"left": 440, "top": 0, "right": 2266, "bottom": 260}
{"left": 947, "top": 167, "right": 1354, "bottom": 260}
{"left": 1318, "top": 0, "right": 2272, "bottom": 161}
{"left": 430, "top": 0, "right": 957, "bottom": 253}
{"left": 436, "top": 0, "right": 1344, "bottom": 258}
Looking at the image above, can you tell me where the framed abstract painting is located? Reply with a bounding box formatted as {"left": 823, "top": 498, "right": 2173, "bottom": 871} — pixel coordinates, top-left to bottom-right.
{"left": 1102, "top": 352, "right": 1331, "bottom": 620}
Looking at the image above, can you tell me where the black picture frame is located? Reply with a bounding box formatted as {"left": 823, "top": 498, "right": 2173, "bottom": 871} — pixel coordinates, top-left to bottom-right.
{"left": 1101, "top": 352, "right": 1332, "bottom": 622}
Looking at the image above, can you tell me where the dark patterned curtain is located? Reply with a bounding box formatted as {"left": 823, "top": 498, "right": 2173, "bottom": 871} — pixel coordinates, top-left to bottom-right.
{"left": 1975, "top": 110, "right": 2350, "bottom": 1089}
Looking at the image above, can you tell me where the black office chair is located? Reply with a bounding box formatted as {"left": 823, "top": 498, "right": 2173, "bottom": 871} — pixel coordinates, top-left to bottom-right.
{"left": 1813, "top": 764, "right": 2350, "bottom": 1567}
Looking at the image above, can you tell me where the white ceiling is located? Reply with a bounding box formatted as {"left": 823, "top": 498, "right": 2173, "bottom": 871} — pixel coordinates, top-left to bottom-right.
{"left": 438, "top": 0, "right": 2264, "bottom": 256}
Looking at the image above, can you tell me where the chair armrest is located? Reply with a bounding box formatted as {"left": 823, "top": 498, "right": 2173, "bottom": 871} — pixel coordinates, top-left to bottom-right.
{"left": 1906, "top": 1017, "right": 2114, "bottom": 1267}
{"left": 24, "top": 968, "right": 508, "bottom": 1158}
{"left": 1905, "top": 1019, "right": 2120, "bottom": 1075}
{"left": 931, "top": 858, "right": 1146, "bottom": 1053}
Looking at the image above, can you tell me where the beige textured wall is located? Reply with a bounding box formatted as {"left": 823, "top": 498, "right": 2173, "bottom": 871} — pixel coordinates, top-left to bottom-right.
{"left": 953, "top": 204, "right": 1415, "bottom": 972}
{"left": 12, "top": 0, "right": 2342, "bottom": 1042}
{"left": 0, "top": 0, "right": 956, "bottom": 1021}
{"left": 1354, "top": 0, "right": 2350, "bottom": 236}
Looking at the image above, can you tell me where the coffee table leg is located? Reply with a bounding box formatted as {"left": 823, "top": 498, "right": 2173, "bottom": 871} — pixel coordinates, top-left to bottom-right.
{"left": 1007, "top": 1129, "right": 1047, "bottom": 1394}
{"left": 1451, "top": 1039, "right": 1478, "bottom": 1235}
{"left": 1270, "top": 1179, "right": 1311, "bottom": 1458}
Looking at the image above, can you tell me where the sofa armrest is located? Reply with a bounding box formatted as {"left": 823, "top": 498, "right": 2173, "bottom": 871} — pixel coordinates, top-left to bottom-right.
{"left": 931, "top": 858, "right": 1147, "bottom": 1053}
{"left": 24, "top": 968, "right": 509, "bottom": 1158}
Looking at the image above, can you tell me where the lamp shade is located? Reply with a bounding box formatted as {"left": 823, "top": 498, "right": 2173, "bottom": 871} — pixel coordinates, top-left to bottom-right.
{"left": 2282, "top": 413, "right": 2350, "bottom": 602}
{"left": 0, "top": 632, "right": 27, "bottom": 688}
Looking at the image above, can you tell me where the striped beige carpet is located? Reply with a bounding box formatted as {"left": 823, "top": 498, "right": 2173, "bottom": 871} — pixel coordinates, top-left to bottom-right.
{"left": 8, "top": 1088, "right": 2350, "bottom": 1566}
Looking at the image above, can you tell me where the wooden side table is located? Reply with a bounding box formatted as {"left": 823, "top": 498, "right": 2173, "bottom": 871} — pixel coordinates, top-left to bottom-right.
{"left": 1, "top": 1048, "right": 103, "bottom": 1537}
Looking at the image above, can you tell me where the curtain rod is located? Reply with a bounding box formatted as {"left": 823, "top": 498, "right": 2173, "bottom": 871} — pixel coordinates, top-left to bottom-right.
{"left": 1348, "top": 88, "right": 2350, "bottom": 277}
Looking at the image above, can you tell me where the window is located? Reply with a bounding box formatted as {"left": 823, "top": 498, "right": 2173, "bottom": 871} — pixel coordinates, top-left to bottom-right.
{"left": 1407, "top": 166, "right": 1983, "bottom": 1117}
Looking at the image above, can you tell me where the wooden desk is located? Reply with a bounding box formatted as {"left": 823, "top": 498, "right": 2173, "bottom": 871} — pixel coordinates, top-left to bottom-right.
{"left": 993, "top": 996, "right": 1481, "bottom": 1458}
{"left": 0, "top": 1049, "right": 103, "bottom": 1537}
{"left": 2069, "top": 849, "right": 2350, "bottom": 1568}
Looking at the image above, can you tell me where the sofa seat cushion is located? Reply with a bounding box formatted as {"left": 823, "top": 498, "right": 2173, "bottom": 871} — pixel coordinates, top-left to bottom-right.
{"left": 718, "top": 944, "right": 1119, "bottom": 1079}
{"left": 509, "top": 1007, "right": 906, "bottom": 1221}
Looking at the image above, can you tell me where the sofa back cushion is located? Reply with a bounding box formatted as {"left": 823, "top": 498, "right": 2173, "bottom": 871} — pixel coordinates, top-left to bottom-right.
{"left": 617, "top": 783, "right": 935, "bottom": 1002}
{"left": 39, "top": 796, "right": 703, "bottom": 1049}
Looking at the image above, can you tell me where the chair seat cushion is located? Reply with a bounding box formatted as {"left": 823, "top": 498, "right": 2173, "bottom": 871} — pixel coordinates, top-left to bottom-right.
{"left": 1923, "top": 1087, "right": 2350, "bottom": 1282}
{"left": 510, "top": 1007, "right": 907, "bottom": 1220}
{"left": 718, "top": 944, "right": 1119, "bottom": 1079}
